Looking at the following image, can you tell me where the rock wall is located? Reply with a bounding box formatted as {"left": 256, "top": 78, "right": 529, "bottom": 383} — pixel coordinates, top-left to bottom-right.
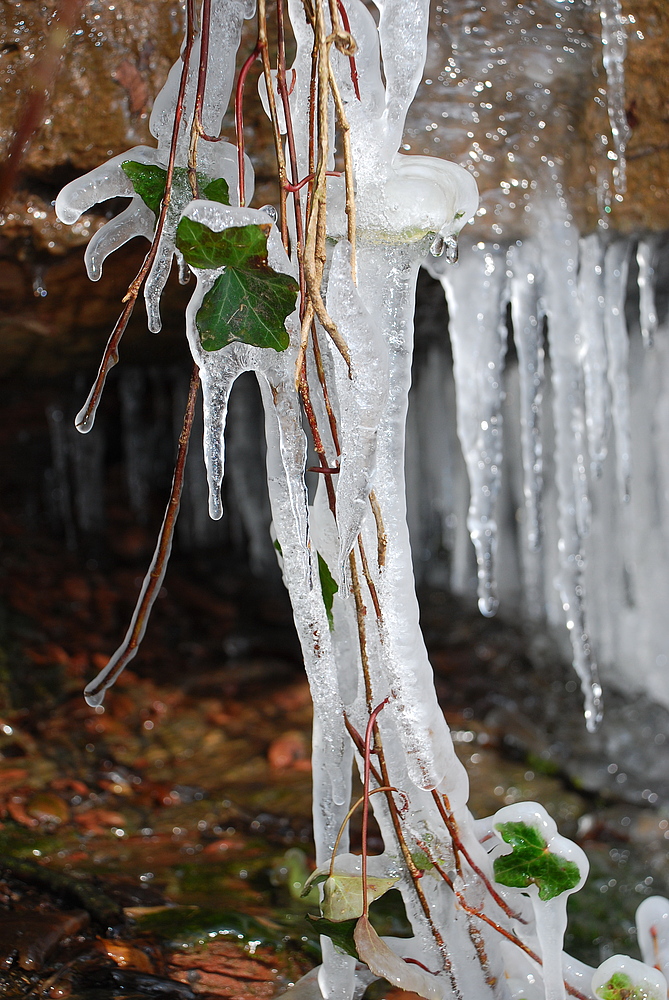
{"left": 0, "top": 1, "right": 667, "bottom": 375}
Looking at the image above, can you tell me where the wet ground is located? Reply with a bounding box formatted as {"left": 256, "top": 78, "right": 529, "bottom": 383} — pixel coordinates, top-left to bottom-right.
{"left": 0, "top": 432, "right": 668, "bottom": 998}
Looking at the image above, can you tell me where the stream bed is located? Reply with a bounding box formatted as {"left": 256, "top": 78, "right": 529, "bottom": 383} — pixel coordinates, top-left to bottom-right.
{"left": 0, "top": 480, "right": 668, "bottom": 998}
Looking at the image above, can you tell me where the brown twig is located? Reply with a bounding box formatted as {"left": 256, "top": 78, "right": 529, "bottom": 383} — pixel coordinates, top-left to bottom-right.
{"left": 431, "top": 790, "right": 525, "bottom": 923}
{"left": 84, "top": 364, "right": 200, "bottom": 703}
{"left": 369, "top": 489, "right": 387, "bottom": 569}
{"left": 76, "top": 0, "right": 198, "bottom": 433}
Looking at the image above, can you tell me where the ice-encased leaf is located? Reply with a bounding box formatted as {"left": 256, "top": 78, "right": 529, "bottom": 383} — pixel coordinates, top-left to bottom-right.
{"left": 353, "top": 915, "right": 442, "bottom": 1000}
{"left": 203, "top": 176, "right": 231, "bottom": 205}
{"left": 321, "top": 875, "right": 399, "bottom": 921}
{"left": 493, "top": 821, "right": 581, "bottom": 901}
{"left": 122, "top": 162, "right": 231, "bottom": 220}
{"left": 592, "top": 955, "right": 667, "bottom": 1000}
{"left": 317, "top": 553, "right": 338, "bottom": 631}
{"left": 176, "top": 218, "right": 269, "bottom": 269}
{"left": 176, "top": 218, "right": 298, "bottom": 352}
{"left": 197, "top": 267, "right": 297, "bottom": 352}
{"left": 121, "top": 161, "right": 168, "bottom": 217}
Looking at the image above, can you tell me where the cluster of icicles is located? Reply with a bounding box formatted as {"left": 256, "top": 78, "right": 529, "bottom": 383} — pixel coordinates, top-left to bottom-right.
{"left": 55, "top": 0, "right": 669, "bottom": 999}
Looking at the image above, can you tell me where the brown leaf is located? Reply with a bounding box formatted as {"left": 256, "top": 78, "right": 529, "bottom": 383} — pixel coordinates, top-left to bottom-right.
{"left": 100, "top": 939, "right": 155, "bottom": 973}
{"left": 112, "top": 60, "right": 149, "bottom": 114}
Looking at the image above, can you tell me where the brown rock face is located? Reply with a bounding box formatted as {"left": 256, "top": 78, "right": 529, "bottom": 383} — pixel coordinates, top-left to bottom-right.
{"left": 0, "top": 0, "right": 667, "bottom": 375}
{"left": 0, "top": 0, "right": 183, "bottom": 177}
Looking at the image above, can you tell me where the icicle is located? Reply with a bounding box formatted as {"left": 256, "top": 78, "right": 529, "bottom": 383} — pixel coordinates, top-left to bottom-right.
{"left": 85, "top": 202, "right": 155, "bottom": 281}
{"left": 603, "top": 238, "right": 632, "bottom": 504}
{"left": 637, "top": 238, "right": 658, "bottom": 349}
{"left": 636, "top": 896, "right": 669, "bottom": 979}
{"left": 46, "top": 405, "right": 77, "bottom": 551}
{"left": 539, "top": 212, "right": 602, "bottom": 730}
{"left": 54, "top": 148, "right": 150, "bottom": 225}
{"left": 508, "top": 239, "right": 545, "bottom": 554}
{"left": 598, "top": 0, "right": 631, "bottom": 195}
{"left": 578, "top": 233, "right": 610, "bottom": 475}
{"left": 440, "top": 242, "right": 509, "bottom": 617}
{"left": 326, "top": 240, "right": 390, "bottom": 569}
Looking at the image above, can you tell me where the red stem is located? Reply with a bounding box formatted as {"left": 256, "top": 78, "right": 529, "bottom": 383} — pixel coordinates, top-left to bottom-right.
{"left": 235, "top": 44, "right": 261, "bottom": 207}
{"left": 361, "top": 698, "right": 389, "bottom": 916}
{"left": 336, "top": 0, "right": 361, "bottom": 100}
{"left": 431, "top": 789, "right": 526, "bottom": 923}
{"left": 284, "top": 170, "right": 342, "bottom": 193}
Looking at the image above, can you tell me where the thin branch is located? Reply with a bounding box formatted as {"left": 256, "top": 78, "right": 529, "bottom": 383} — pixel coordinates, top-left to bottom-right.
{"left": 76, "top": 0, "right": 198, "bottom": 433}
{"left": 84, "top": 365, "right": 200, "bottom": 703}
{"left": 258, "top": 0, "right": 289, "bottom": 247}
{"left": 369, "top": 489, "right": 387, "bottom": 569}
{"left": 361, "top": 699, "right": 389, "bottom": 916}
{"left": 431, "top": 790, "right": 526, "bottom": 923}
{"left": 235, "top": 43, "right": 261, "bottom": 208}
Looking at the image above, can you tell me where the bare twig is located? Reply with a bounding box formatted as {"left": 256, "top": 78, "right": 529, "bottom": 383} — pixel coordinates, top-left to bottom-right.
{"left": 84, "top": 364, "right": 200, "bottom": 703}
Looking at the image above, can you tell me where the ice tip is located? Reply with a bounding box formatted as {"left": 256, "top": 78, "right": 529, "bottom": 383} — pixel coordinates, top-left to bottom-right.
{"left": 83, "top": 684, "right": 106, "bottom": 709}
{"left": 74, "top": 407, "right": 95, "bottom": 435}
{"left": 584, "top": 684, "right": 604, "bottom": 733}
{"left": 478, "top": 594, "right": 499, "bottom": 618}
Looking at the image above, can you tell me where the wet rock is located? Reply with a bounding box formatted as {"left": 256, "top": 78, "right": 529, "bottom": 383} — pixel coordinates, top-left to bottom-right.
{"left": 0, "top": 909, "right": 88, "bottom": 971}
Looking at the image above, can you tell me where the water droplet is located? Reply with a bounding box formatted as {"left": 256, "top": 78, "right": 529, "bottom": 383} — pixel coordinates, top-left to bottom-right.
{"left": 478, "top": 594, "right": 499, "bottom": 617}
{"left": 261, "top": 204, "right": 278, "bottom": 224}
{"left": 429, "top": 235, "right": 445, "bottom": 257}
{"left": 178, "top": 255, "right": 191, "bottom": 285}
{"left": 32, "top": 267, "right": 47, "bottom": 297}
{"left": 445, "top": 234, "right": 459, "bottom": 264}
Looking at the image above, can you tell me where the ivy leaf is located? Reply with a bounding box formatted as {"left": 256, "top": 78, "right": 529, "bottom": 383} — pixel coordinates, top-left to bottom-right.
{"left": 197, "top": 267, "right": 297, "bottom": 352}
{"left": 317, "top": 553, "right": 338, "bottom": 630}
{"left": 493, "top": 821, "right": 581, "bottom": 901}
{"left": 321, "top": 874, "right": 400, "bottom": 922}
{"left": 175, "top": 220, "right": 298, "bottom": 353}
{"left": 307, "top": 915, "right": 358, "bottom": 958}
{"left": 595, "top": 973, "right": 641, "bottom": 1000}
{"left": 202, "top": 176, "right": 230, "bottom": 205}
{"left": 121, "top": 161, "right": 168, "bottom": 217}
{"left": 121, "top": 162, "right": 230, "bottom": 219}
{"left": 176, "top": 218, "right": 271, "bottom": 270}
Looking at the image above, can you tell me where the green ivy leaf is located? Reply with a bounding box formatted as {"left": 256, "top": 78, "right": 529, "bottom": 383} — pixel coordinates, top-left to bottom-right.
{"left": 595, "top": 973, "right": 639, "bottom": 1000}
{"left": 493, "top": 821, "right": 581, "bottom": 902}
{"left": 174, "top": 219, "right": 298, "bottom": 353}
{"left": 317, "top": 553, "right": 338, "bottom": 630}
{"left": 176, "top": 218, "right": 270, "bottom": 270}
{"left": 196, "top": 266, "right": 297, "bottom": 352}
{"left": 410, "top": 850, "right": 434, "bottom": 873}
{"left": 307, "top": 915, "right": 358, "bottom": 958}
{"left": 202, "top": 176, "right": 230, "bottom": 205}
{"left": 121, "top": 162, "right": 230, "bottom": 219}
{"left": 121, "top": 161, "right": 168, "bottom": 217}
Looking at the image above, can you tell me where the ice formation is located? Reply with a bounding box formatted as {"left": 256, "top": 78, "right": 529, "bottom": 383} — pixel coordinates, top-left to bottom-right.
{"left": 54, "top": 0, "right": 669, "bottom": 999}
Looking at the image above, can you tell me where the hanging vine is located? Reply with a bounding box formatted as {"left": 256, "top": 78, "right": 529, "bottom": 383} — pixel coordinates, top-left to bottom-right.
{"left": 53, "top": 2, "right": 669, "bottom": 999}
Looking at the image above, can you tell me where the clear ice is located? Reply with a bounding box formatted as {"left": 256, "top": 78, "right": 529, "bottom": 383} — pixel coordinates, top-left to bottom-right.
{"left": 54, "top": 1, "right": 667, "bottom": 998}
